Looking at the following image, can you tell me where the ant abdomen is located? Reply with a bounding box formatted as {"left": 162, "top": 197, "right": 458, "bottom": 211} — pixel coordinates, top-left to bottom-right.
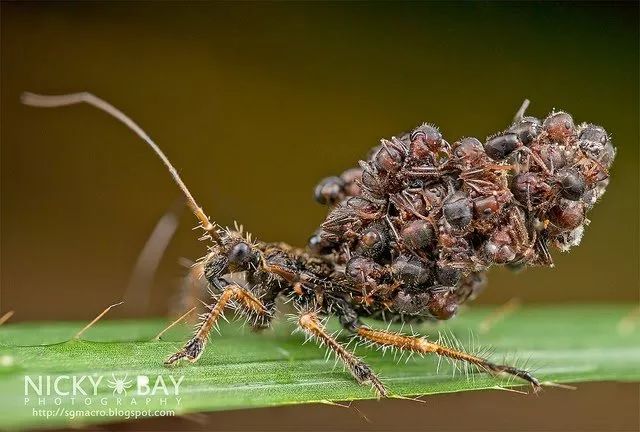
{"left": 484, "top": 133, "right": 520, "bottom": 160}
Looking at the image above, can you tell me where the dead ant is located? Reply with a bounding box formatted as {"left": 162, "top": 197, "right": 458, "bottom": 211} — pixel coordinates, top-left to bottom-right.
{"left": 21, "top": 92, "right": 614, "bottom": 398}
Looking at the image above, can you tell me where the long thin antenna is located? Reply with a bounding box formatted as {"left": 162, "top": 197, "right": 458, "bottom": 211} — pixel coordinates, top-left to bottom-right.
{"left": 21, "top": 91, "right": 221, "bottom": 243}
{"left": 513, "top": 99, "right": 530, "bottom": 123}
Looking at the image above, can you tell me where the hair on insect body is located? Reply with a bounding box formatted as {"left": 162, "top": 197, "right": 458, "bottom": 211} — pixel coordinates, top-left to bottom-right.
{"left": 22, "top": 92, "right": 615, "bottom": 398}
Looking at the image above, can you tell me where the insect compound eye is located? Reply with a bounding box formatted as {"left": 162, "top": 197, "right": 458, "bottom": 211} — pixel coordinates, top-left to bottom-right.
{"left": 484, "top": 229, "right": 516, "bottom": 264}
{"left": 548, "top": 199, "right": 585, "bottom": 230}
{"left": 484, "top": 133, "right": 520, "bottom": 160}
{"left": 543, "top": 111, "right": 575, "bottom": 143}
{"left": 557, "top": 168, "right": 586, "bottom": 201}
{"left": 435, "top": 264, "right": 461, "bottom": 287}
{"left": 314, "top": 176, "right": 345, "bottom": 205}
{"left": 391, "top": 254, "right": 432, "bottom": 287}
{"left": 346, "top": 256, "right": 384, "bottom": 285}
{"left": 442, "top": 191, "right": 473, "bottom": 229}
{"left": 578, "top": 124, "right": 616, "bottom": 168}
{"left": 401, "top": 220, "right": 436, "bottom": 251}
{"left": 427, "top": 290, "right": 458, "bottom": 320}
{"left": 373, "top": 139, "right": 405, "bottom": 173}
{"left": 508, "top": 116, "right": 542, "bottom": 145}
{"left": 227, "top": 241, "right": 256, "bottom": 267}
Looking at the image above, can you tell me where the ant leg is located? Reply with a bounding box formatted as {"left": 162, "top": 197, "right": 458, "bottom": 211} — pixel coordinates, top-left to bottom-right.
{"left": 354, "top": 324, "right": 541, "bottom": 391}
{"left": 246, "top": 284, "right": 278, "bottom": 331}
{"left": 513, "top": 99, "right": 530, "bottom": 123}
{"left": 165, "top": 284, "right": 267, "bottom": 364}
{"left": 297, "top": 311, "right": 388, "bottom": 398}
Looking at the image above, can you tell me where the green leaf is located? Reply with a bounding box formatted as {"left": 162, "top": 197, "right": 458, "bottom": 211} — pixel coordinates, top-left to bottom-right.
{"left": 0, "top": 305, "right": 638, "bottom": 430}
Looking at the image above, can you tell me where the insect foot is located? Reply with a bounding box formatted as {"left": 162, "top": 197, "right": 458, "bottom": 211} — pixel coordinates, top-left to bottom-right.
{"left": 297, "top": 311, "right": 389, "bottom": 398}
{"left": 165, "top": 337, "right": 204, "bottom": 365}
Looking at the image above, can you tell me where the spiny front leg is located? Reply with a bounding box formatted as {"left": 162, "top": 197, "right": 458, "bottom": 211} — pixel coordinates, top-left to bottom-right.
{"left": 355, "top": 325, "right": 541, "bottom": 392}
{"left": 165, "top": 284, "right": 267, "bottom": 365}
{"left": 297, "top": 311, "right": 388, "bottom": 398}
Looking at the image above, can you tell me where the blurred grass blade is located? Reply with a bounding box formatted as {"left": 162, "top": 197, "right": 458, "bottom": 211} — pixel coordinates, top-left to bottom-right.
{"left": 0, "top": 305, "right": 638, "bottom": 430}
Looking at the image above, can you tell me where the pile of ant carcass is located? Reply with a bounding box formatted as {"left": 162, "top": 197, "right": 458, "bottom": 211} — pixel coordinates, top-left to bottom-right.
{"left": 312, "top": 103, "right": 615, "bottom": 321}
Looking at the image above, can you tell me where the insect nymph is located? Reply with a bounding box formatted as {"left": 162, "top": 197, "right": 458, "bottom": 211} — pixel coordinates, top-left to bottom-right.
{"left": 22, "top": 93, "right": 615, "bottom": 397}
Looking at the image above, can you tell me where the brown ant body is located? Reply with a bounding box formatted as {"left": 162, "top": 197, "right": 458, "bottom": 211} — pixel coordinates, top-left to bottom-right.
{"left": 22, "top": 93, "right": 614, "bottom": 398}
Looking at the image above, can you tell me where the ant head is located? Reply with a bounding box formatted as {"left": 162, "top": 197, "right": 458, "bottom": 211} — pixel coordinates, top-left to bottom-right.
{"left": 409, "top": 124, "right": 443, "bottom": 160}
{"left": 543, "top": 111, "right": 575, "bottom": 144}
{"left": 345, "top": 256, "right": 385, "bottom": 286}
{"left": 578, "top": 123, "right": 616, "bottom": 168}
{"left": 451, "top": 137, "right": 486, "bottom": 168}
{"left": 511, "top": 172, "right": 550, "bottom": 207}
{"left": 219, "top": 227, "right": 259, "bottom": 270}
{"left": 314, "top": 176, "right": 344, "bottom": 206}
{"left": 373, "top": 139, "right": 405, "bottom": 174}
{"left": 509, "top": 116, "right": 542, "bottom": 145}
{"left": 484, "top": 227, "right": 517, "bottom": 264}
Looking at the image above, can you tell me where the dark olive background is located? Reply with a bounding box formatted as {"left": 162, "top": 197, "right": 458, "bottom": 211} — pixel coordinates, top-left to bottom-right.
{"left": 1, "top": 2, "right": 638, "bottom": 431}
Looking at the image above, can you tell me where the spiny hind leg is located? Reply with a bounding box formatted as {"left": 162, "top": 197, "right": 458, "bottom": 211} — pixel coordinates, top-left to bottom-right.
{"left": 354, "top": 324, "right": 540, "bottom": 391}
{"left": 297, "top": 310, "right": 388, "bottom": 398}
{"left": 165, "top": 283, "right": 267, "bottom": 364}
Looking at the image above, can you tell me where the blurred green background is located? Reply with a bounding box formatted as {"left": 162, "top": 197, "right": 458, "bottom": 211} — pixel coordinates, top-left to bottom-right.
{"left": 1, "top": 2, "right": 638, "bottom": 430}
{"left": 2, "top": 2, "right": 637, "bottom": 321}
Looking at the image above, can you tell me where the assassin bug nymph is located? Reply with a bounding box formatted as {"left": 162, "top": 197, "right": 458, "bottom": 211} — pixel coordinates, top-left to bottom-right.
{"left": 22, "top": 92, "right": 615, "bottom": 398}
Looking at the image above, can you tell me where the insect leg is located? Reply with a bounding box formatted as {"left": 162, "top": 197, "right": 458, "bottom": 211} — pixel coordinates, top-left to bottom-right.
{"left": 123, "top": 199, "right": 183, "bottom": 315}
{"left": 297, "top": 310, "right": 388, "bottom": 398}
{"left": 170, "top": 260, "right": 207, "bottom": 320}
{"left": 354, "top": 324, "right": 541, "bottom": 391}
{"left": 513, "top": 99, "right": 530, "bottom": 123}
{"left": 165, "top": 284, "right": 267, "bottom": 364}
